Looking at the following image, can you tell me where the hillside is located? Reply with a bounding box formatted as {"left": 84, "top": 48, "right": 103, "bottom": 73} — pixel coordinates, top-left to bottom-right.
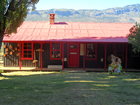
{"left": 26, "top": 4, "right": 140, "bottom": 23}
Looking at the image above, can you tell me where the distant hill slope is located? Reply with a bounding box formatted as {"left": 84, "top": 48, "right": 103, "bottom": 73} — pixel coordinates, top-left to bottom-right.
{"left": 26, "top": 4, "right": 140, "bottom": 23}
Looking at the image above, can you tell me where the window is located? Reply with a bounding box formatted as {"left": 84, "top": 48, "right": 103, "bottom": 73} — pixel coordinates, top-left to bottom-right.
{"left": 70, "top": 44, "right": 78, "bottom": 49}
{"left": 50, "top": 43, "right": 61, "bottom": 60}
{"left": 22, "top": 43, "right": 33, "bottom": 60}
{"left": 86, "top": 43, "right": 97, "bottom": 59}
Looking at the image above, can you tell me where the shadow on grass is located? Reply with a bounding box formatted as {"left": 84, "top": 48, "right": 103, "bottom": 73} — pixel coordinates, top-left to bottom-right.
{"left": 0, "top": 72, "right": 140, "bottom": 105}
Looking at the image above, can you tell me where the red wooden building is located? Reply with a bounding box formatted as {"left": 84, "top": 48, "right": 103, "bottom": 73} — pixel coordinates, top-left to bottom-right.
{"left": 1, "top": 14, "right": 140, "bottom": 71}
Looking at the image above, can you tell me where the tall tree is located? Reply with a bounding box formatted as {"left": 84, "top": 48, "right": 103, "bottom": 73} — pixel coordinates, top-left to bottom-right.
{"left": 0, "top": 0, "right": 39, "bottom": 75}
{"left": 0, "top": 0, "right": 39, "bottom": 39}
{"left": 128, "top": 23, "right": 140, "bottom": 52}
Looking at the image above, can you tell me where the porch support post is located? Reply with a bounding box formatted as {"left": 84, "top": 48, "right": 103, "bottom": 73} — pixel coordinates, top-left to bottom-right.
{"left": 104, "top": 44, "right": 107, "bottom": 70}
{"left": 40, "top": 43, "right": 43, "bottom": 70}
{"left": 62, "top": 42, "right": 64, "bottom": 70}
{"left": 125, "top": 43, "right": 128, "bottom": 69}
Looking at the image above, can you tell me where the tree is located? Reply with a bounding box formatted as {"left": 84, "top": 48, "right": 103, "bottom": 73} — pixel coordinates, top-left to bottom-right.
{"left": 0, "top": 0, "right": 39, "bottom": 76}
{"left": 128, "top": 23, "right": 140, "bottom": 53}
{"left": 0, "top": 0, "right": 39, "bottom": 37}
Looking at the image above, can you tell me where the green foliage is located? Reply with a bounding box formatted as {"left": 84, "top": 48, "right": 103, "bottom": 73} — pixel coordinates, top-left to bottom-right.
{"left": 128, "top": 23, "right": 140, "bottom": 53}
{"left": 0, "top": 69, "right": 4, "bottom": 73}
{"left": 0, "top": 0, "right": 39, "bottom": 36}
{"left": 0, "top": 0, "right": 6, "bottom": 34}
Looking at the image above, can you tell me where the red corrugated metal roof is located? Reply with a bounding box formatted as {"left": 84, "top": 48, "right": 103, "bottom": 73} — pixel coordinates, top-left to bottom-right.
{"left": 3, "top": 22, "right": 133, "bottom": 42}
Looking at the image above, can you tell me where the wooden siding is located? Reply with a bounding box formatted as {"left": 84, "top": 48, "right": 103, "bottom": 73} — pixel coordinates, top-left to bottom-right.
{"left": 4, "top": 43, "right": 36, "bottom": 67}
{"left": 22, "top": 60, "right": 34, "bottom": 67}
{"left": 4, "top": 43, "right": 19, "bottom": 67}
{"left": 42, "top": 43, "right": 62, "bottom": 68}
{"left": 3, "top": 42, "right": 140, "bottom": 70}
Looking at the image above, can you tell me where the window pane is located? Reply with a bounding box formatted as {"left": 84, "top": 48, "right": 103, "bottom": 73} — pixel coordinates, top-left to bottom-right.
{"left": 70, "top": 44, "right": 77, "bottom": 49}
{"left": 24, "top": 51, "right": 28, "bottom": 54}
{"left": 23, "top": 51, "right": 32, "bottom": 58}
{"left": 51, "top": 51, "right": 61, "bottom": 58}
{"left": 24, "top": 43, "right": 32, "bottom": 49}
{"left": 86, "top": 44, "right": 96, "bottom": 58}
{"left": 52, "top": 43, "right": 60, "bottom": 50}
{"left": 27, "top": 54, "right": 32, "bottom": 58}
{"left": 23, "top": 54, "right": 28, "bottom": 58}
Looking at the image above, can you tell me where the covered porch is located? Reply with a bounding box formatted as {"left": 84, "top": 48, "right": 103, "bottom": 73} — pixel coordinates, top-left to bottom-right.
{"left": 1, "top": 41, "right": 128, "bottom": 71}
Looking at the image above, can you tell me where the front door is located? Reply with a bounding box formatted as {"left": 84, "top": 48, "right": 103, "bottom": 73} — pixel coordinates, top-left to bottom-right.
{"left": 68, "top": 43, "right": 79, "bottom": 67}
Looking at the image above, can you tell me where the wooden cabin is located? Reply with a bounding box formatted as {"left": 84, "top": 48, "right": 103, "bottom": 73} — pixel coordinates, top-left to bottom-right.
{"left": 1, "top": 14, "right": 140, "bottom": 71}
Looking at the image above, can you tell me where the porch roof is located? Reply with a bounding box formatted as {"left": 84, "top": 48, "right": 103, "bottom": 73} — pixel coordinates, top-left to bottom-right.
{"left": 3, "top": 22, "right": 133, "bottom": 43}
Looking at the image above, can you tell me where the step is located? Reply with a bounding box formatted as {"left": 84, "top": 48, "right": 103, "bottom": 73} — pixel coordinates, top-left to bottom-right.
{"left": 48, "top": 65, "right": 62, "bottom": 70}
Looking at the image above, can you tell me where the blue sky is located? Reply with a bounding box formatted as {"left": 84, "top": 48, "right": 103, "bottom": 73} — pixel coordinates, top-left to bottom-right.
{"left": 36, "top": 0, "right": 140, "bottom": 10}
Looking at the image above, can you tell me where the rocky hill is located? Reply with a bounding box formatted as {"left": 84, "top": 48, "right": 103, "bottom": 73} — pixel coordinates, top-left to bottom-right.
{"left": 26, "top": 4, "right": 140, "bottom": 23}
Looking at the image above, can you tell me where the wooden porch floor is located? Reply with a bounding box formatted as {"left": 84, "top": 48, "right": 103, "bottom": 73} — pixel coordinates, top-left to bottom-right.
{"left": 0, "top": 67, "right": 36, "bottom": 71}
{"left": 0, "top": 67, "right": 106, "bottom": 72}
{"left": 0, "top": 67, "right": 139, "bottom": 72}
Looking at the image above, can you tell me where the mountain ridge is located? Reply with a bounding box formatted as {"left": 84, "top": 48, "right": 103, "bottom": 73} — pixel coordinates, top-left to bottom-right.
{"left": 26, "top": 4, "right": 140, "bottom": 23}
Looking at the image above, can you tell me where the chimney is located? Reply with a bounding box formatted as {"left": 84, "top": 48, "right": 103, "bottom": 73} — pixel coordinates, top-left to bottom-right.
{"left": 49, "top": 13, "right": 55, "bottom": 24}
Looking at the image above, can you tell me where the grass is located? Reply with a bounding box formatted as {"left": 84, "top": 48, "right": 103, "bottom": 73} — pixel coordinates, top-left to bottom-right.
{"left": 0, "top": 71, "right": 140, "bottom": 105}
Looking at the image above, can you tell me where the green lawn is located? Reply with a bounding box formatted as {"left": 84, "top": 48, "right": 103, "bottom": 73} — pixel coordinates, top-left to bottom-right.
{"left": 0, "top": 71, "right": 140, "bottom": 105}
